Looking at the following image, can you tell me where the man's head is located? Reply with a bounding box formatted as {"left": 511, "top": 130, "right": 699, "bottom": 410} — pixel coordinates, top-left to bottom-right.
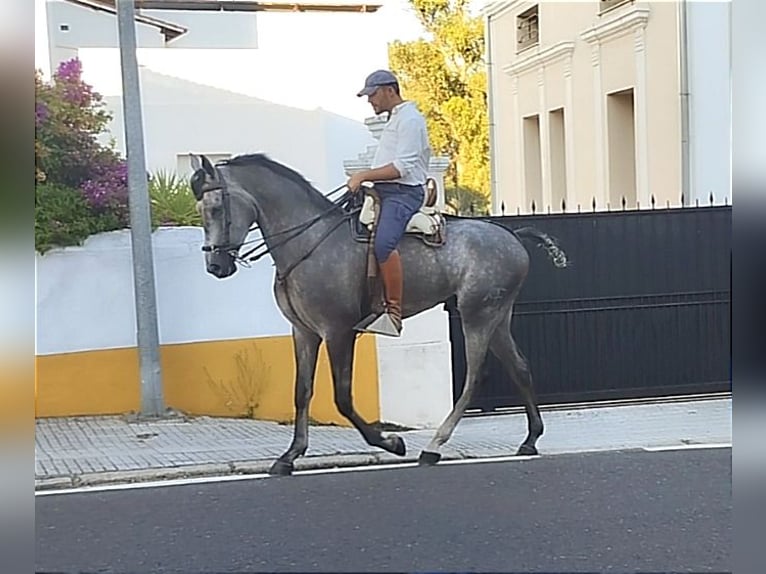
{"left": 357, "top": 69, "right": 402, "bottom": 115}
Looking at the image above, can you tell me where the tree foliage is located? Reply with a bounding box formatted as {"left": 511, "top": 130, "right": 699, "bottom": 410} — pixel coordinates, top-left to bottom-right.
{"left": 389, "top": 0, "right": 489, "bottom": 214}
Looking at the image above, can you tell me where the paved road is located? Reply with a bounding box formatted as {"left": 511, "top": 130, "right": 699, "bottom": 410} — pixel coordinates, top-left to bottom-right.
{"left": 36, "top": 448, "right": 730, "bottom": 573}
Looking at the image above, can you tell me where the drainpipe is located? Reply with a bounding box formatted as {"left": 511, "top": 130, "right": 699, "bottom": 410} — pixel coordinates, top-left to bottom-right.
{"left": 484, "top": 13, "right": 499, "bottom": 214}
{"left": 679, "top": 0, "right": 691, "bottom": 205}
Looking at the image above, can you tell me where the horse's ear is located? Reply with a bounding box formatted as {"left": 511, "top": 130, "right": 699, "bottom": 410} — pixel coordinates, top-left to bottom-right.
{"left": 201, "top": 154, "right": 216, "bottom": 178}
{"left": 189, "top": 153, "right": 202, "bottom": 173}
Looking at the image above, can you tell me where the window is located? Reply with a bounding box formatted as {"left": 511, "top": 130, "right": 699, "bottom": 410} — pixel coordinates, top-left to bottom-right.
{"left": 517, "top": 5, "right": 539, "bottom": 52}
{"left": 522, "top": 114, "right": 543, "bottom": 212}
{"left": 549, "top": 108, "right": 567, "bottom": 210}
{"left": 606, "top": 89, "right": 636, "bottom": 208}
{"left": 600, "top": 0, "right": 633, "bottom": 14}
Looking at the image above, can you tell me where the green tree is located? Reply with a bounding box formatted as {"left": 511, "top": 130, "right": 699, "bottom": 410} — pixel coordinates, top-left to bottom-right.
{"left": 389, "top": 0, "right": 489, "bottom": 214}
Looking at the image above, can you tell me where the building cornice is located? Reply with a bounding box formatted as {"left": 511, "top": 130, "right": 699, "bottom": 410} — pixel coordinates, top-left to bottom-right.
{"left": 502, "top": 41, "right": 575, "bottom": 77}
{"left": 580, "top": 5, "right": 650, "bottom": 45}
{"left": 480, "top": 0, "right": 530, "bottom": 21}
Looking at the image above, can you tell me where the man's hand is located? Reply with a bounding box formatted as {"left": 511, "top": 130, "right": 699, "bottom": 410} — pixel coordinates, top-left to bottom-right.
{"left": 346, "top": 164, "right": 401, "bottom": 193}
{"left": 346, "top": 172, "right": 367, "bottom": 194}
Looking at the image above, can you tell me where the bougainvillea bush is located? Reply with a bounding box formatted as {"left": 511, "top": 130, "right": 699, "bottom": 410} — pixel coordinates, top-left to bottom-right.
{"left": 35, "top": 58, "right": 131, "bottom": 253}
{"left": 36, "top": 58, "right": 204, "bottom": 254}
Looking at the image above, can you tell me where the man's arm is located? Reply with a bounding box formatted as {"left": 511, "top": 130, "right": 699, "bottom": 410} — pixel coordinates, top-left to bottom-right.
{"left": 347, "top": 118, "right": 424, "bottom": 192}
{"left": 346, "top": 162, "right": 401, "bottom": 193}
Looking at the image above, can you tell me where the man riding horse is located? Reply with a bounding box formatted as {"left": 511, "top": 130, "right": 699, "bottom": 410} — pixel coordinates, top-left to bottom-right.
{"left": 346, "top": 69, "right": 432, "bottom": 337}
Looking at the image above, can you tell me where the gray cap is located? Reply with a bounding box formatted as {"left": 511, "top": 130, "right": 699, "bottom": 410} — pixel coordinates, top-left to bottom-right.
{"left": 356, "top": 69, "right": 399, "bottom": 97}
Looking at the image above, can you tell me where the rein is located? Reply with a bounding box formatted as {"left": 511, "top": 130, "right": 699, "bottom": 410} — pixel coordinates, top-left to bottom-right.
{"left": 200, "top": 174, "right": 361, "bottom": 281}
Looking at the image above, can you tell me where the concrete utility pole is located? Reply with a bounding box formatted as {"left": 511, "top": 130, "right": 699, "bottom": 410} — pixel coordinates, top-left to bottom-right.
{"left": 116, "top": 0, "right": 165, "bottom": 417}
{"left": 112, "top": 0, "right": 380, "bottom": 417}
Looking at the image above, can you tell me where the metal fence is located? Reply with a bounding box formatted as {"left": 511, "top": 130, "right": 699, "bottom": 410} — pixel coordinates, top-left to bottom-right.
{"left": 448, "top": 204, "right": 732, "bottom": 411}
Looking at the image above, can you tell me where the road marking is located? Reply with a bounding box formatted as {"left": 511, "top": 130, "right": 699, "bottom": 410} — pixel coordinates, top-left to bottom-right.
{"left": 35, "top": 455, "right": 539, "bottom": 496}
{"left": 35, "top": 472, "right": 273, "bottom": 496}
{"left": 642, "top": 443, "right": 731, "bottom": 452}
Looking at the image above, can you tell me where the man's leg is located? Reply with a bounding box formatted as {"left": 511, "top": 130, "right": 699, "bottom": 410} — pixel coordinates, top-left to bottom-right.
{"left": 376, "top": 249, "right": 403, "bottom": 333}
{"left": 354, "top": 184, "right": 424, "bottom": 336}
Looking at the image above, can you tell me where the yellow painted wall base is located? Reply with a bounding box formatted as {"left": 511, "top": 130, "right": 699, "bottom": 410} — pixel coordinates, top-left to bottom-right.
{"left": 35, "top": 335, "right": 380, "bottom": 427}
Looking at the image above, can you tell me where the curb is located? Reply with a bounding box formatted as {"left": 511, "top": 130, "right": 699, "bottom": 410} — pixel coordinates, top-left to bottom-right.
{"left": 34, "top": 451, "right": 465, "bottom": 492}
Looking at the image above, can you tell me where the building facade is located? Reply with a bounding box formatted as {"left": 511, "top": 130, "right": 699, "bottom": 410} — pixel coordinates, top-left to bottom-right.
{"left": 483, "top": 0, "right": 731, "bottom": 215}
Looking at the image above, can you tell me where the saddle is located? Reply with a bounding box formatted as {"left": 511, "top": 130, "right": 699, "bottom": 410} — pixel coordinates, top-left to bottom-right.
{"left": 350, "top": 178, "right": 447, "bottom": 249}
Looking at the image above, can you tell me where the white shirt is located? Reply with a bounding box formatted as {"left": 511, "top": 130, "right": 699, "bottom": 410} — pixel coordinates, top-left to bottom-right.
{"left": 371, "top": 101, "right": 432, "bottom": 186}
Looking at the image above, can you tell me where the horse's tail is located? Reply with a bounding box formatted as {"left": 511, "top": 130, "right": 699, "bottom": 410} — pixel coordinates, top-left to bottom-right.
{"left": 514, "top": 226, "right": 568, "bottom": 269}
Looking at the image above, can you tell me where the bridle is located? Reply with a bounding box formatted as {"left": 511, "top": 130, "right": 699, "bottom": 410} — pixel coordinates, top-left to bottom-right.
{"left": 197, "top": 168, "right": 360, "bottom": 281}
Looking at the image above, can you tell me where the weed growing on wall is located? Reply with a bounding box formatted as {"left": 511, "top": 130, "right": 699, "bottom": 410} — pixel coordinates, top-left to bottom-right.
{"left": 203, "top": 345, "right": 271, "bottom": 419}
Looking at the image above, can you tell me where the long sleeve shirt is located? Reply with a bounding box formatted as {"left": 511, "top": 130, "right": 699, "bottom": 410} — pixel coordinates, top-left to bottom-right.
{"left": 371, "top": 101, "right": 432, "bottom": 186}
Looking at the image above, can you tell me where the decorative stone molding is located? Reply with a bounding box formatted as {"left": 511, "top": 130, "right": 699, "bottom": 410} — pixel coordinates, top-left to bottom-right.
{"left": 481, "top": 0, "right": 533, "bottom": 21}
{"left": 502, "top": 41, "right": 575, "bottom": 78}
{"left": 580, "top": 6, "right": 650, "bottom": 46}
{"left": 634, "top": 26, "right": 646, "bottom": 53}
{"left": 343, "top": 114, "right": 451, "bottom": 210}
{"left": 590, "top": 44, "right": 601, "bottom": 67}
{"left": 342, "top": 115, "right": 387, "bottom": 174}
{"left": 580, "top": 4, "right": 651, "bottom": 210}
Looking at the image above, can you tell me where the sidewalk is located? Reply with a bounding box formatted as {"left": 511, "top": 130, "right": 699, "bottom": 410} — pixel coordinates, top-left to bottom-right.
{"left": 35, "top": 395, "right": 731, "bottom": 490}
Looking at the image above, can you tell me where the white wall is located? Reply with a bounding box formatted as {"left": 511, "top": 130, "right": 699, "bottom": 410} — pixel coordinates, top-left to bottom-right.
{"left": 377, "top": 307, "right": 454, "bottom": 429}
{"left": 35, "top": 227, "right": 290, "bottom": 356}
{"left": 44, "top": 2, "right": 398, "bottom": 123}
{"left": 98, "top": 67, "right": 374, "bottom": 191}
{"left": 687, "top": 0, "right": 732, "bottom": 204}
{"left": 46, "top": 0, "right": 165, "bottom": 74}
{"left": 140, "top": 8, "right": 259, "bottom": 49}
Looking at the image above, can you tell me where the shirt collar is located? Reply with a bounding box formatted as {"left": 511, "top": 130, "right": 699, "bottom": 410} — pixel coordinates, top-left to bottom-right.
{"left": 391, "top": 100, "right": 413, "bottom": 116}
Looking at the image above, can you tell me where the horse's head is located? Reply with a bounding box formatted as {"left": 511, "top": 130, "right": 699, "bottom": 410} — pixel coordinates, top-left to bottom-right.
{"left": 189, "top": 154, "right": 255, "bottom": 279}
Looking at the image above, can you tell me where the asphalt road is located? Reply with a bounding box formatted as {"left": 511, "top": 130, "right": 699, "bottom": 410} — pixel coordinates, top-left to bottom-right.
{"left": 36, "top": 448, "right": 731, "bottom": 573}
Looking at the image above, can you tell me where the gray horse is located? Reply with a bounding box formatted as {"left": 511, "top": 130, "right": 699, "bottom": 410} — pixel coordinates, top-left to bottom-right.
{"left": 188, "top": 153, "right": 567, "bottom": 476}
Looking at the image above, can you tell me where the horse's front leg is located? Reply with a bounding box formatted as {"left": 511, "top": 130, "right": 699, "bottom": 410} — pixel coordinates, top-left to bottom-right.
{"left": 269, "top": 326, "right": 321, "bottom": 476}
{"left": 325, "top": 331, "right": 406, "bottom": 457}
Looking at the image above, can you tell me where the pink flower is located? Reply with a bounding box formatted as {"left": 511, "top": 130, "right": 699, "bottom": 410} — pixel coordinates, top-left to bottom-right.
{"left": 35, "top": 102, "right": 49, "bottom": 127}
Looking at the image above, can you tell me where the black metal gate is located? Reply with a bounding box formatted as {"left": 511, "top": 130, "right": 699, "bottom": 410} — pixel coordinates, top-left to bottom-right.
{"left": 449, "top": 205, "right": 731, "bottom": 410}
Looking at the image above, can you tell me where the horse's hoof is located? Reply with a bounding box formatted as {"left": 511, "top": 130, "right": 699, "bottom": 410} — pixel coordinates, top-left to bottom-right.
{"left": 516, "top": 444, "right": 538, "bottom": 456}
{"left": 418, "top": 451, "right": 441, "bottom": 466}
{"left": 384, "top": 434, "right": 407, "bottom": 457}
{"left": 268, "top": 460, "right": 294, "bottom": 476}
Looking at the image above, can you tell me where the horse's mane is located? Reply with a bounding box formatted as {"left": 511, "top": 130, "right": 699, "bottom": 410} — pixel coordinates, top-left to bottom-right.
{"left": 221, "top": 153, "right": 319, "bottom": 194}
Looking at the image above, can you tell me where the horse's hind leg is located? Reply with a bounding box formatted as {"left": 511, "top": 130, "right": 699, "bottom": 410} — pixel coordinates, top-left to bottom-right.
{"left": 325, "top": 331, "right": 406, "bottom": 457}
{"left": 490, "top": 316, "right": 544, "bottom": 455}
{"left": 269, "top": 326, "right": 321, "bottom": 476}
{"left": 419, "top": 311, "right": 498, "bottom": 465}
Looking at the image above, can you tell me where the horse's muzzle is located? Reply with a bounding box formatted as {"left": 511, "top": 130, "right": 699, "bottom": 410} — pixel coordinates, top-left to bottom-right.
{"left": 207, "top": 260, "right": 236, "bottom": 278}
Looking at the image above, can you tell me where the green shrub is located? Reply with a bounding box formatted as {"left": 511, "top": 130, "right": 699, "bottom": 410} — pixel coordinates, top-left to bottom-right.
{"left": 35, "top": 183, "right": 123, "bottom": 254}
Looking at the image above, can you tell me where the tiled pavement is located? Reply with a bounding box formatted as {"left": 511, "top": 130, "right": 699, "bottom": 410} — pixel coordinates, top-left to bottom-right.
{"left": 35, "top": 395, "right": 731, "bottom": 489}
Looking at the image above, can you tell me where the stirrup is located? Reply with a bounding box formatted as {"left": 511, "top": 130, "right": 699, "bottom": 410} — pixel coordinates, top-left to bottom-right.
{"left": 353, "top": 312, "right": 401, "bottom": 337}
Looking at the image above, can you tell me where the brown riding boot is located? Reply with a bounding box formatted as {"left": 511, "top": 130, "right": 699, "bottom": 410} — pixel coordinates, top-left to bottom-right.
{"left": 353, "top": 249, "right": 404, "bottom": 337}
{"left": 378, "top": 249, "right": 403, "bottom": 334}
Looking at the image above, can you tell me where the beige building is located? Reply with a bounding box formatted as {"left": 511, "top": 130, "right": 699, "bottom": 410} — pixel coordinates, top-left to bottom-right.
{"left": 483, "top": 0, "right": 731, "bottom": 215}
